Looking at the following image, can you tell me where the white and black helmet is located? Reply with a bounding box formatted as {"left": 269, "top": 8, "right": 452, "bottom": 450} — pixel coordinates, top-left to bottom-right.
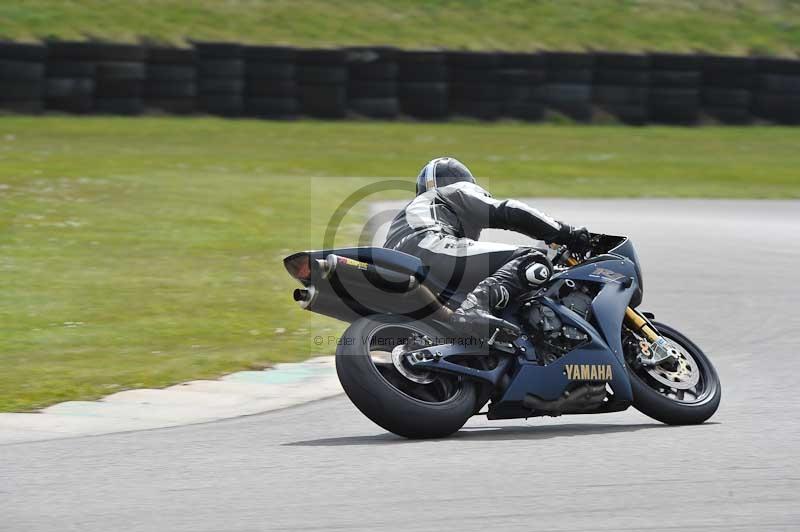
{"left": 416, "top": 157, "right": 476, "bottom": 195}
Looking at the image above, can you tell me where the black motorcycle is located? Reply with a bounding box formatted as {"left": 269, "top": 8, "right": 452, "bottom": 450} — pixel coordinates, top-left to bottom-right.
{"left": 284, "top": 233, "right": 721, "bottom": 439}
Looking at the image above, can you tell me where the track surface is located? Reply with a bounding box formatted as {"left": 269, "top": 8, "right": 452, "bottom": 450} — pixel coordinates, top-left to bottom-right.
{"left": 4, "top": 199, "right": 800, "bottom": 532}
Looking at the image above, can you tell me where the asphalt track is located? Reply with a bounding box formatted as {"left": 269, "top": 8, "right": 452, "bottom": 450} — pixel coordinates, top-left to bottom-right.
{"left": 3, "top": 199, "right": 800, "bottom": 532}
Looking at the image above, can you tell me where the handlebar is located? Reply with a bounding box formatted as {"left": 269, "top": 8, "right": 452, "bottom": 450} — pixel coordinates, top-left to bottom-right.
{"left": 550, "top": 244, "right": 572, "bottom": 266}
{"left": 550, "top": 233, "right": 609, "bottom": 268}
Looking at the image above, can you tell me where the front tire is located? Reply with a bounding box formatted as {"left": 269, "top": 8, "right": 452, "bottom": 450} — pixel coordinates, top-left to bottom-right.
{"left": 628, "top": 321, "right": 721, "bottom": 425}
{"left": 336, "top": 315, "right": 477, "bottom": 439}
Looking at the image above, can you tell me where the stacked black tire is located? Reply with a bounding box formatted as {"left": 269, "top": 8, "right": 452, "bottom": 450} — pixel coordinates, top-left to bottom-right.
{"left": 45, "top": 42, "right": 95, "bottom": 113}
{"left": 95, "top": 45, "right": 146, "bottom": 115}
{"left": 46, "top": 41, "right": 147, "bottom": 115}
{"left": 245, "top": 46, "right": 297, "bottom": 118}
{"left": 145, "top": 47, "right": 196, "bottom": 114}
{"left": 593, "top": 52, "right": 650, "bottom": 125}
{"left": 0, "top": 42, "right": 46, "bottom": 114}
{"left": 346, "top": 47, "right": 398, "bottom": 119}
{"left": 196, "top": 42, "right": 244, "bottom": 116}
{"left": 648, "top": 53, "right": 702, "bottom": 124}
{"left": 297, "top": 49, "right": 347, "bottom": 118}
{"left": 396, "top": 51, "right": 448, "bottom": 119}
{"left": 4, "top": 39, "right": 800, "bottom": 127}
{"left": 544, "top": 52, "right": 594, "bottom": 122}
{"left": 447, "top": 51, "right": 503, "bottom": 120}
{"left": 701, "top": 55, "right": 755, "bottom": 124}
{"left": 497, "top": 52, "right": 546, "bottom": 121}
{"left": 754, "top": 58, "right": 800, "bottom": 125}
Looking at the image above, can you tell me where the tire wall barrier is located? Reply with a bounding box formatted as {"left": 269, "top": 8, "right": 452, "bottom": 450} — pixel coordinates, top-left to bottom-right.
{"left": 1, "top": 40, "right": 800, "bottom": 124}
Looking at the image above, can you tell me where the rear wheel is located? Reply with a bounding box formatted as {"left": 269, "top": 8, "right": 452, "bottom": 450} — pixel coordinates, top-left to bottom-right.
{"left": 336, "top": 315, "right": 477, "bottom": 439}
{"left": 626, "top": 321, "right": 721, "bottom": 425}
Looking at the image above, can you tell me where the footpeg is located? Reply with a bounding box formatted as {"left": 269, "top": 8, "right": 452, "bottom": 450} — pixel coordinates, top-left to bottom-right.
{"left": 487, "top": 327, "right": 517, "bottom": 353}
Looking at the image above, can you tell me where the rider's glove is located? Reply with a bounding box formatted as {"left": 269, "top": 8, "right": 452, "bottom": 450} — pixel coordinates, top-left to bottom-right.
{"left": 561, "top": 224, "right": 592, "bottom": 255}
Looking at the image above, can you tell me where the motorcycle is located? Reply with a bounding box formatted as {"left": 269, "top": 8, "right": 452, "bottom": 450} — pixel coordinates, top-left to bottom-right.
{"left": 284, "top": 233, "right": 721, "bottom": 439}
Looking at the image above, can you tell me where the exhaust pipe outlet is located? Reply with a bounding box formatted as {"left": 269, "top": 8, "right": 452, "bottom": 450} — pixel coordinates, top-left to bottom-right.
{"left": 292, "top": 285, "right": 317, "bottom": 309}
{"left": 293, "top": 289, "right": 308, "bottom": 302}
{"left": 311, "top": 258, "right": 333, "bottom": 278}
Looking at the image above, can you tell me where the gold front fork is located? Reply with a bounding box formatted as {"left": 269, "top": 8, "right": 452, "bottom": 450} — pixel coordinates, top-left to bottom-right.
{"left": 565, "top": 257, "right": 659, "bottom": 342}
{"left": 624, "top": 307, "right": 660, "bottom": 342}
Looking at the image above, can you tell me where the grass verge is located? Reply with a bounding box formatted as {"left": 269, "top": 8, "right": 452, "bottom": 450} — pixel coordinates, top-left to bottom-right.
{"left": 1, "top": 116, "right": 799, "bottom": 411}
{"left": 2, "top": 1, "right": 800, "bottom": 55}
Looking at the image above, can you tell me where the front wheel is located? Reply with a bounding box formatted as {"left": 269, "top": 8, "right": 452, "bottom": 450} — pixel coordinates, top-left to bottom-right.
{"left": 336, "top": 315, "right": 478, "bottom": 439}
{"left": 626, "top": 321, "right": 721, "bottom": 425}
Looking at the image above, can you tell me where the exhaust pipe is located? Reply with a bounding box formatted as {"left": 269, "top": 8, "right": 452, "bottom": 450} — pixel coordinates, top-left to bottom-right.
{"left": 292, "top": 285, "right": 317, "bottom": 309}
{"left": 293, "top": 289, "right": 308, "bottom": 302}
{"left": 298, "top": 254, "right": 454, "bottom": 322}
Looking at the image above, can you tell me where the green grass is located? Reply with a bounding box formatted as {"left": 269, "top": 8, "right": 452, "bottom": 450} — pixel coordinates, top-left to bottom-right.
{"left": 1, "top": 116, "right": 799, "bottom": 411}
{"left": 2, "top": 1, "right": 800, "bottom": 55}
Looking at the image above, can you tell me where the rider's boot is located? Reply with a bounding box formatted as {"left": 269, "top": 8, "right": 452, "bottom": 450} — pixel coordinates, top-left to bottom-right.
{"left": 450, "top": 277, "right": 519, "bottom": 341}
{"left": 450, "top": 250, "right": 552, "bottom": 342}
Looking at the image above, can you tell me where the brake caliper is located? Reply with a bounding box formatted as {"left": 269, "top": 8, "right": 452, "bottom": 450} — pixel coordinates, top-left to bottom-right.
{"left": 639, "top": 337, "right": 680, "bottom": 369}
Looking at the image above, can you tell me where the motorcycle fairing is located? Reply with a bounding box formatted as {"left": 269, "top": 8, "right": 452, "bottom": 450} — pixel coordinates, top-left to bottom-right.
{"left": 412, "top": 255, "right": 639, "bottom": 410}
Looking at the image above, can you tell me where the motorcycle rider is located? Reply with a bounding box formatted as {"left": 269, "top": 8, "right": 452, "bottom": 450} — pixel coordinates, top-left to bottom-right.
{"left": 383, "top": 157, "right": 591, "bottom": 341}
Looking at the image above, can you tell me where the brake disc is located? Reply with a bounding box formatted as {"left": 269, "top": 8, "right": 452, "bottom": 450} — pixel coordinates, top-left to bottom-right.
{"left": 645, "top": 340, "right": 700, "bottom": 390}
{"left": 391, "top": 344, "right": 435, "bottom": 385}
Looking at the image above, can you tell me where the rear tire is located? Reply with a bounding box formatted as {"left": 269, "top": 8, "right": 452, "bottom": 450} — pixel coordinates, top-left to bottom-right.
{"left": 629, "top": 321, "right": 721, "bottom": 425}
{"left": 336, "top": 315, "right": 477, "bottom": 439}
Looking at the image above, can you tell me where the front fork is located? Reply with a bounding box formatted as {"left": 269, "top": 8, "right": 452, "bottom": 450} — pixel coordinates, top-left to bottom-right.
{"left": 565, "top": 256, "right": 673, "bottom": 364}
{"left": 624, "top": 307, "right": 659, "bottom": 342}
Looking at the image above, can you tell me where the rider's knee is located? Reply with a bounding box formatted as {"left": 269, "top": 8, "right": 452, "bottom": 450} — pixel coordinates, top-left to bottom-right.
{"left": 514, "top": 248, "right": 553, "bottom": 287}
